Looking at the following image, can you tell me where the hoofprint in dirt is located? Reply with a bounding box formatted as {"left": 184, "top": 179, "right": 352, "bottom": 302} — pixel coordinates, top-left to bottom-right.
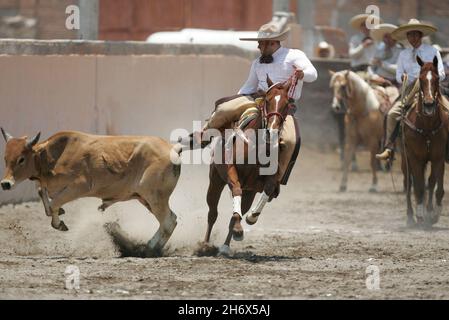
{"left": 1, "top": 147, "right": 449, "bottom": 299}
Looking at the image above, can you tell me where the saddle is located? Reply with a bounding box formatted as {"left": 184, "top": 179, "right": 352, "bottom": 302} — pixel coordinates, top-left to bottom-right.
{"left": 237, "top": 107, "right": 260, "bottom": 130}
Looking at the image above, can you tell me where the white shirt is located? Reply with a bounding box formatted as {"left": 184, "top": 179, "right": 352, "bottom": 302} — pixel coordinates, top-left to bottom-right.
{"left": 349, "top": 33, "right": 376, "bottom": 67}
{"left": 396, "top": 43, "right": 446, "bottom": 85}
{"left": 371, "top": 42, "right": 403, "bottom": 81}
{"left": 238, "top": 47, "right": 318, "bottom": 100}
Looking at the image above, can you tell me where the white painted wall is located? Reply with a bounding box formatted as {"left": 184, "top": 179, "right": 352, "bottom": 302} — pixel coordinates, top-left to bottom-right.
{"left": 0, "top": 54, "right": 251, "bottom": 203}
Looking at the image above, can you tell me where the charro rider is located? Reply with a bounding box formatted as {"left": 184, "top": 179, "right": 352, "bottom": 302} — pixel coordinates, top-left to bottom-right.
{"left": 376, "top": 19, "right": 447, "bottom": 161}
{"left": 184, "top": 22, "right": 318, "bottom": 185}
{"left": 370, "top": 23, "right": 403, "bottom": 86}
{"left": 348, "top": 13, "right": 382, "bottom": 75}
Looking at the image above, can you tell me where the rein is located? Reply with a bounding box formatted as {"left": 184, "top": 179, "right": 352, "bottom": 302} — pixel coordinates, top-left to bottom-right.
{"left": 259, "top": 81, "right": 292, "bottom": 127}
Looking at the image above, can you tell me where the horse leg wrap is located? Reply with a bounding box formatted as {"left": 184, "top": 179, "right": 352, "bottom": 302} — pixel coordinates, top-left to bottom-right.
{"left": 247, "top": 192, "right": 269, "bottom": 224}
{"left": 233, "top": 196, "right": 242, "bottom": 219}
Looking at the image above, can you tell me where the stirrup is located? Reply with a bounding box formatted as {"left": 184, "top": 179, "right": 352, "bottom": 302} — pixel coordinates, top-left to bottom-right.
{"left": 376, "top": 149, "right": 392, "bottom": 160}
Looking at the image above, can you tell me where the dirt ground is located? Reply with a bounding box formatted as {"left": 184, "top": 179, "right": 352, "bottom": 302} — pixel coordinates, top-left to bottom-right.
{"left": 1, "top": 146, "right": 449, "bottom": 300}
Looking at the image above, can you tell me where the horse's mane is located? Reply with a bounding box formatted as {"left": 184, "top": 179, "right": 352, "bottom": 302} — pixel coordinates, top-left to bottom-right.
{"left": 332, "top": 70, "right": 380, "bottom": 112}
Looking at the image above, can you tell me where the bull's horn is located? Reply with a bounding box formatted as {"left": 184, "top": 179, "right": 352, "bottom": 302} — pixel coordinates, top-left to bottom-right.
{"left": 1, "top": 128, "right": 13, "bottom": 143}
{"left": 26, "top": 132, "right": 41, "bottom": 149}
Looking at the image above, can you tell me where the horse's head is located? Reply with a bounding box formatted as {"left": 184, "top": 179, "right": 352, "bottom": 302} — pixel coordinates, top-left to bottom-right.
{"left": 417, "top": 55, "right": 440, "bottom": 117}
{"left": 263, "top": 75, "right": 292, "bottom": 134}
{"left": 329, "top": 70, "right": 352, "bottom": 113}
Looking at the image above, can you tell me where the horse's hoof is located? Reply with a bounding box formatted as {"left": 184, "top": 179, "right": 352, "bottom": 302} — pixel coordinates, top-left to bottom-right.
{"left": 369, "top": 186, "right": 377, "bottom": 193}
{"left": 339, "top": 185, "right": 347, "bottom": 192}
{"left": 406, "top": 218, "right": 416, "bottom": 228}
{"left": 245, "top": 213, "right": 259, "bottom": 226}
{"left": 58, "top": 208, "right": 65, "bottom": 216}
{"left": 232, "top": 231, "right": 244, "bottom": 242}
{"left": 218, "top": 245, "right": 231, "bottom": 257}
{"left": 194, "top": 242, "right": 218, "bottom": 257}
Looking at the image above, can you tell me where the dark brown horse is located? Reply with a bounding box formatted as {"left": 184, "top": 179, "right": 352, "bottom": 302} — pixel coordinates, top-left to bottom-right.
{"left": 197, "top": 76, "right": 293, "bottom": 256}
{"left": 402, "top": 56, "right": 449, "bottom": 228}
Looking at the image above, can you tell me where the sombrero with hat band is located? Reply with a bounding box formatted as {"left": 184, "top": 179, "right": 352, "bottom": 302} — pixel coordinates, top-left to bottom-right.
{"left": 240, "top": 22, "right": 290, "bottom": 41}
{"left": 349, "top": 13, "right": 383, "bottom": 30}
{"left": 391, "top": 19, "right": 437, "bottom": 40}
{"left": 370, "top": 23, "right": 398, "bottom": 41}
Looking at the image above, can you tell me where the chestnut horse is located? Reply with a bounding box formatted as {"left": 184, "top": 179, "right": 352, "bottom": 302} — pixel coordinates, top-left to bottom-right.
{"left": 402, "top": 56, "right": 449, "bottom": 228}
{"left": 329, "top": 70, "right": 384, "bottom": 192}
{"left": 198, "top": 76, "right": 294, "bottom": 256}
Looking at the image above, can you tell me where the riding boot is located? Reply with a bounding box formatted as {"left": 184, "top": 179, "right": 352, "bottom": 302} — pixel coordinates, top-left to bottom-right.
{"left": 376, "top": 146, "right": 393, "bottom": 161}
{"left": 376, "top": 116, "right": 401, "bottom": 161}
{"left": 376, "top": 124, "right": 401, "bottom": 160}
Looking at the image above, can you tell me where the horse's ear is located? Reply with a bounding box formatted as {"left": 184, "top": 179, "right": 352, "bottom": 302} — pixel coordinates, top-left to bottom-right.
{"left": 328, "top": 70, "right": 336, "bottom": 77}
{"left": 433, "top": 55, "right": 438, "bottom": 68}
{"left": 417, "top": 56, "right": 424, "bottom": 67}
{"left": 266, "top": 74, "right": 274, "bottom": 88}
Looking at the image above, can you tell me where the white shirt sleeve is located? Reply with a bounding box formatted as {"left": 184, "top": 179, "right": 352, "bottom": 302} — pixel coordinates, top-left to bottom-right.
{"left": 293, "top": 50, "right": 318, "bottom": 83}
{"left": 238, "top": 60, "right": 259, "bottom": 95}
{"left": 396, "top": 51, "right": 405, "bottom": 84}
{"left": 436, "top": 50, "right": 446, "bottom": 82}
{"left": 349, "top": 35, "right": 364, "bottom": 59}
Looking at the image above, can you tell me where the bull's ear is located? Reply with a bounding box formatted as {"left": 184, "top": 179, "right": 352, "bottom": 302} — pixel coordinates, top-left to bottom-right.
{"left": 266, "top": 74, "right": 274, "bottom": 88}
{"left": 417, "top": 56, "right": 424, "bottom": 67}
{"left": 433, "top": 55, "right": 438, "bottom": 68}
{"left": 1, "top": 128, "right": 13, "bottom": 143}
{"left": 26, "top": 132, "right": 40, "bottom": 149}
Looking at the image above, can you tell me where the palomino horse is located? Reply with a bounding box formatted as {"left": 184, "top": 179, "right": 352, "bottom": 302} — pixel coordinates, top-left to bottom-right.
{"left": 402, "top": 56, "right": 449, "bottom": 228}
{"left": 329, "top": 70, "right": 384, "bottom": 192}
{"left": 198, "top": 76, "right": 293, "bottom": 256}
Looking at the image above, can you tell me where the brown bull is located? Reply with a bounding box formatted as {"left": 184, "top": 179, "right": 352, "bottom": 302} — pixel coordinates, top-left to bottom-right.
{"left": 1, "top": 129, "right": 181, "bottom": 255}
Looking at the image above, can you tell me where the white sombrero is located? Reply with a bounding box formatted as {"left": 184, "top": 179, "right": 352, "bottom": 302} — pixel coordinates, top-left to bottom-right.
{"left": 370, "top": 23, "right": 398, "bottom": 41}
{"left": 239, "top": 22, "right": 290, "bottom": 41}
{"left": 349, "top": 14, "right": 383, "bottom": 30}
{"left": 391, "top": 19, "right": 437, "bottom": 40}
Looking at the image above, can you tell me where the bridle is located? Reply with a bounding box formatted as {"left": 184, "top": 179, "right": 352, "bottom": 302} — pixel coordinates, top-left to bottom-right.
{"left": 259, "top": 82, "right": 291, "bottom": 127}
{"left": 417, "top": 71, "right": 440, "bottom": 118}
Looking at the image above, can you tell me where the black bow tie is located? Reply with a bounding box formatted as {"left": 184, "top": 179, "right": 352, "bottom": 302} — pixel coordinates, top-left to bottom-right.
{"left": 260, "top": 55, "right": 274, "bottom": 64}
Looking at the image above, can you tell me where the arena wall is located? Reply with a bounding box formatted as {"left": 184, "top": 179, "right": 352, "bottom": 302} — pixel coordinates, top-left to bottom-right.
{"left": 0, "top": 40, "right": 349, "bottom": 203}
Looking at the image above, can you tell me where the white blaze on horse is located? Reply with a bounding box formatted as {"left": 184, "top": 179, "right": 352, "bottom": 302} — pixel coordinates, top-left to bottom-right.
{"left": 1, "top": 129, "right": 181, "bottom": 256}
{"left": 329, "top": 70, "right": 385, "bottom": 192}
{"left": 196, "top": 76, "right": 293, "bottom": 256}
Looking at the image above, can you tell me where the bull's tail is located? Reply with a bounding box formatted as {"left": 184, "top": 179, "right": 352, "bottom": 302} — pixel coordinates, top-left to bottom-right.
{"left": 170, "top": 143, "right": 183, "bottom": 178}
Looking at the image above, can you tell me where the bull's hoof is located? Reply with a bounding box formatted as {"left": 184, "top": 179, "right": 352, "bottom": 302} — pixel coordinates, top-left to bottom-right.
{"left": 143, "top": 246, "right": 163, "bottom": 258}
{"left": 58, "top": 208, "right": 65, "bottom": 216}
{"left": 218, "top": 244, "right": 231, "bottom": 257}
{"left": 339, "top": 185, "right": 347, "bottom": 192}
{"left": 194, "top": 242, "right": 219, "bottom": 257}
{"left": 53, "top": 221, "right": 69, "bottom": 232}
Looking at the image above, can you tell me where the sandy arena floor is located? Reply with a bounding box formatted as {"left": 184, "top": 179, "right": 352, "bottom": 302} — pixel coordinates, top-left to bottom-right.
{"left": 1, "top": 146, "right": 449, "bottom": 299}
